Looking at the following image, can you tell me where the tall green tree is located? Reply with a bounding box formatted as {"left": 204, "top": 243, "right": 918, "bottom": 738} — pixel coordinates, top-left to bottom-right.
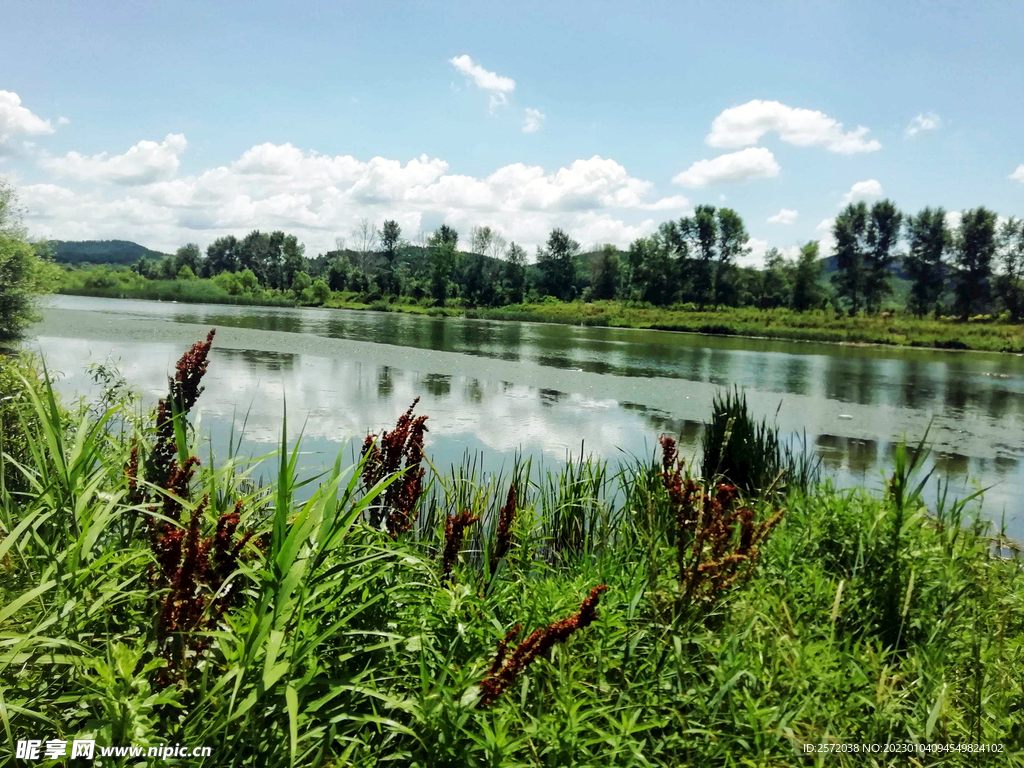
{"left": 758, "top": 247, "right": 790, "bottom": 309}
{"left": 174, "top": 243, "right": 203, "bottom": 276}
{"left": 205, "top": 235, "right": 240, "bottom": 276}
{"left": 995, "top": 216, "right": 1024, "bottom": 321}
{"left": 952, "top": 207, "right": 998, "bottom": 319}
{"left": 504, "top": 241, "right": 527, "bottom": 304}
{"left": 537, "top": 228, "right": 580, "bottom": 301}
{"left": 831, "top": 202, "right": 869, "bottom": 314}
{"left": 686, "top": 204, "right": 718, "bottom": 309}
{"left": 714, "top": 207, "right": 749, "bottom": 308}
{"left": 238, "top": 231, "right": 270, "bottom": 285}
{"left": 282, "top": 235, "right": 305, "bottom": 290}
{"left": 589, "top": 244, "right": 620, "bottom": 301}
{"left": 469, "top": 225, "right": 493, "bottom": 255}
{"left": 863, "top": 200, "right": 902, "bottom": 313}
{"left": 428, "top": 225, "right": 459, "bottom": 305}
{"left": 379, "top": 220, "right": 402, "bottom": 295}
{"left": 624, "top": 236, "right": 674, "bottom": 305}
{"left": 791, "top": 241, "right": 825, "bottom": 311}
{"left": 903, "top": 207, "right": 949, "bottom": 317}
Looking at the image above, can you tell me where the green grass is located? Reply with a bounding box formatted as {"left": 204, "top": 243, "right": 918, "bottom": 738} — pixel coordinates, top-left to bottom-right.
{"left": 466, "top": 301, "right": 1024, "bottom": 353}
{"left": 1, "top": 343, "right": 1022, "bottom": 766}
{"left": 58, "top": 268, "right": 297, "bottom": 307}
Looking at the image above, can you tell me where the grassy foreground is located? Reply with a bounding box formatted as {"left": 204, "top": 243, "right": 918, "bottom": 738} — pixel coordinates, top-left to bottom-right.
{"left": 58, "top": 272, "right": 1024, "bottom": 352}
{"left": 1, "top": 336, "right": 1023, "bottom": 767}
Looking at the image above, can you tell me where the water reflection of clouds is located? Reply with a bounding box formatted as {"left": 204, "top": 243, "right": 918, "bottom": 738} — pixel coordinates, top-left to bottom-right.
{"left": 34, "top": 338, "right": 666, "bottom": 464}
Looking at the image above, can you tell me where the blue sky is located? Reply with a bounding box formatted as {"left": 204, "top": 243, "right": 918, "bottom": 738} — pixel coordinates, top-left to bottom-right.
{"left": 2, "top": 0, "right": 1022, "bottom": 260}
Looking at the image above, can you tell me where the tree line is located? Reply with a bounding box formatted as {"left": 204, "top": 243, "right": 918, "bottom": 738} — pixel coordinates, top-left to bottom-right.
{"left": 133, "top": 201, "right": 1024, "bottom": 320}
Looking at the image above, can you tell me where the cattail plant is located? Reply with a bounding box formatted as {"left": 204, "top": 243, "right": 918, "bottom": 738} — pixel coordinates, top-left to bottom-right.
{"left": 441, "top": 510, "right": 479, "bottom": 583}
{"left": 661, "top": 435, "right": 784, "bottom": 610}
{"left": 361, "top": 398, "right": 429, "bottom": 536}
{"left": 478, "top": 585, "right": 607, "bottom": 707}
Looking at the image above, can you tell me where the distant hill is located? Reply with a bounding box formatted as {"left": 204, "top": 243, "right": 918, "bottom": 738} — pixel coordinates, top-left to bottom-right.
{"left": 51, "top": 240, "right": 166, "bottom": 265}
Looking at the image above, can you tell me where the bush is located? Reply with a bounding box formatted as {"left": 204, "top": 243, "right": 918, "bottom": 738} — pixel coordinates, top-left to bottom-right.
{"left": 0, "top": 237, "right": 58, "bottom": 340}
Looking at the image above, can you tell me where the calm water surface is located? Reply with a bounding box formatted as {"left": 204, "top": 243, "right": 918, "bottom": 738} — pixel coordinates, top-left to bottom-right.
{"left": 29, "top": 295, "right": 1024, "bottom": 538}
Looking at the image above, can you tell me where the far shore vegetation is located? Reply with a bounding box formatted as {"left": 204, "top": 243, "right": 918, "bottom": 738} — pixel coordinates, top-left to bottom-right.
{"left": 49, "top": 194, "right": 1024, "bottom": 353}
{"left": 3, "top": 175, "right": 1024, "bottom": 353}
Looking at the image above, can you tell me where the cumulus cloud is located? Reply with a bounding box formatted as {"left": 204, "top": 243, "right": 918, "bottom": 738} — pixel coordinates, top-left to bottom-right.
{"left": 767, "top": 208, "right": 798, "bottom": 225}
{"left": 840, "top": 179, "right": 883, "bottom": 205}
{"left": 26, "top": 140, "right": 684, "bottom": 254}
{"left": 905, "top": 112, "right": 940, "bottom": 138}
{"left": 672, "top": 147, "right": 780, "bottom": 189}
{"left": 449, "top": 54, "right": 516, "bottom": 111}
{"left": 0, "top": 90, "right": 55, "bottom": 154}
{"left": 639, "top": 195, "right": 691, "bottom": 212}
{"left": 816, "top": 217, "right": 836, "bottom": 254}
{"left": 522, "top": 108, "right": 545, "bottom": 133}
{"left": 41, "top": 133, "right": 187, "bottom": 185}
{"left": 57, "top": 116, "right": 71, "bottom": 126}
{"left": 706, "top": 99, "right": 881, "bottom": 154}
{"left": 1010, "top": 164, "right": 1024, "bottom": 183}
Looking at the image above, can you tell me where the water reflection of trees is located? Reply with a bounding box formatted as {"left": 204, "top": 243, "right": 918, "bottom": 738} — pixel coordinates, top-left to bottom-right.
{"left": 422, "top": 373, "right": 451, "bottom": 398}
{"left": 823, "top": 355, "right": 878, "bottom": 406}
{"left": 216, "top": 347, "right": 296, "bottom": 374}
{"left": 377, "top": 366, "right": 394, "bottom": 399}
{"left": 538, "top": 388, "right": 566, "bottom": 407}
{"left": 815, "top": 434, "right": 879, "bottom": 474}
{"left": 464, "top": 378, "right": 484, "bottom": 404}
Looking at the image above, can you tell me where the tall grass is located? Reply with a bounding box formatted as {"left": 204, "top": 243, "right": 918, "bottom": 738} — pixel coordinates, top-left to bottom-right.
{"left": 1, "top": 337, "right": 1022, "bottom": 766}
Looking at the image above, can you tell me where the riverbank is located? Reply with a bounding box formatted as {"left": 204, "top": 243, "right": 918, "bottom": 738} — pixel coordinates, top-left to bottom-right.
{"left": 58, "top": 279, "right": 1024, "bottom": 353}
{"left": 2, "top": 339, "right": 1022, "bottom": 766}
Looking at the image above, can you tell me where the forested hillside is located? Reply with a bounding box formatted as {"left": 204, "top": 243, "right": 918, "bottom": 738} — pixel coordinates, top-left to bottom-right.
{"left": 52, "top": 239, "right": 166, "bottom": 265}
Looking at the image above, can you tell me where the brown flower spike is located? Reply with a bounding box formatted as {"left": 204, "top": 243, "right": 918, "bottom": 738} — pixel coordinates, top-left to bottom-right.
{"left": 478, "top": 585, "right": 608, "bottom": 707}
{"left": 441, "top": 510, "right": 480, "bottom": 582}
{"left": 361, "top": 398, "right": 429, "bottom": 536}
{"left": 659, "top": 435, "right": 784, "bottom": 608}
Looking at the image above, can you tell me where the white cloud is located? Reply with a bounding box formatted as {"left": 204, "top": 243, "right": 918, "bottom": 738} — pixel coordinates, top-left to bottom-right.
{"left": 816, "top": 217, "right": 836, "bottom": 254}
{"left": 449, "top": 54, "right": 516, "bottom": 111}
{"left": 25, "top": 140, "right": 683, "bottom": 254}
{"left": 41, "top": 133, "right": 187, "bottom": 185}
{"left": 522, "top": 108, "right": 545, "bottom": 133}
{"left": 767, "top": 208, "right": 798, "bottom": 225}
{"left": 840, "top": 179, "right": 883, "bottom": 205}
{"left": 0, "top": 90, "right": 55, "bottom": 153}
{"left": 671, "top": 147, "right": 780, "bottom": 189}
{"left": 639, "top": 194, "right": 691, "bottom": 212}
{"left": 740, "top": 240, "right": 801, "bottom": 268}
{"left": 57, "top": 115, "right": 71, "bottom": 126}
{"left": 945, "top": 210, "right": 962, "bottom": 230}
{"left": 1010, "top": 164, "right": 1024, "bottom": 183}
{"left": 706, "top": 99, "right": 881, "bottom": 154}
{"left": 905, "top": 112, "right": 940, "bottom": 137}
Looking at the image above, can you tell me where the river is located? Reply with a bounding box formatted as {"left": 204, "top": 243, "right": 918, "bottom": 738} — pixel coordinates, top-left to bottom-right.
{"left": 27, "top": 295, "right": 1024, "bottom": 539}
